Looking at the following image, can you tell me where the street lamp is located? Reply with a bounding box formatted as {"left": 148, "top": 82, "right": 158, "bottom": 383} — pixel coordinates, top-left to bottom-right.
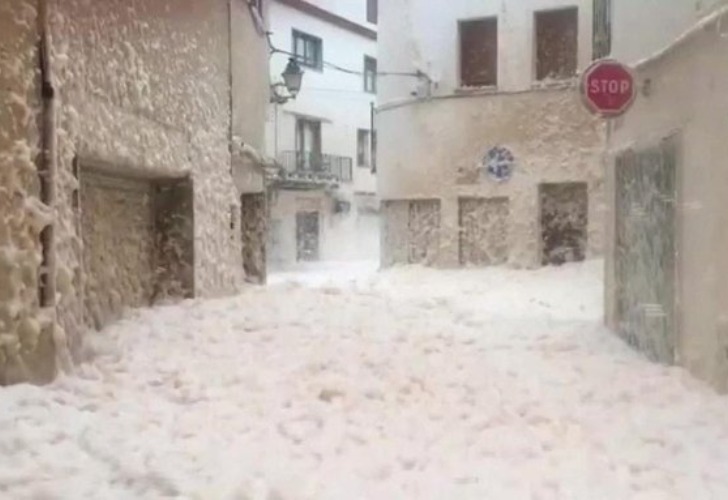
{"left": 271, "top": 57, "right": 304, "bottom": 104}
{"left": 282, "top": 57, "right": 303, "bottom": 97}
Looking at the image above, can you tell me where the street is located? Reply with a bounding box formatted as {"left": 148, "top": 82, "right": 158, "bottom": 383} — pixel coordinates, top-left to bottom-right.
{"left": 2, "top": 261, "right": 728, "bottom": 499}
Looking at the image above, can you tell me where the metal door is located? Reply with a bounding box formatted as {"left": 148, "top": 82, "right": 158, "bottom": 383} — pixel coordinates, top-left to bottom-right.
{"left": 615, "top": 137, "right": 677, "bottom": 363}
{"left": 80, "top": 171, "right": 155, "bottom": 329}
{"left": 296, "top": 211, "right": 320, "bottom": 261}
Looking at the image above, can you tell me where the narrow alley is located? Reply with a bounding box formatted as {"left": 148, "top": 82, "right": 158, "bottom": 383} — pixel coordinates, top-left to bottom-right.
{"left": 2, "top": 262, "right": 728, "bottom": 499}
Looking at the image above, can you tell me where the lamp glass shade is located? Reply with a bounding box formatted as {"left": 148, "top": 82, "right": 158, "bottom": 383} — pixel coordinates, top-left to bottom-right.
{"left": 282, "top": 58, "right": 303, "bottom": 97}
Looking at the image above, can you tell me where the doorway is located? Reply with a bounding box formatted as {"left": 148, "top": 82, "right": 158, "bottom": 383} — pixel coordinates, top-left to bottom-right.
{"left": 408, "top": 199, "right": 441, "bottom": 265}
{"left": 241, "top": 193, "right": 267, "bottom": 284}
{"left": 295, "top": 118, "right": 322, "bottom": 171}
{"left": 539, "top": 182, "right": 588, "bottom": 266}
{"left": 615, "top": 138, "right": 677, "bottom": 363}
{"left": 80, "top": 168, "right": 194, "bottom": 330}
{"left": 296, "top": 211, "right": 320, "bottom": 261}
{"left": 459, "top": 197, "right": 509, "bottom": 266}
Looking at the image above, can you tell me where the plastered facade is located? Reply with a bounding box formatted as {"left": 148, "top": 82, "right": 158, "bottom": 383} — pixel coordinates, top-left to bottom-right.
{"left": 378, "top": 89, "right": 604, "bottom": 268}
{"left": 378, "top": 0, "right": 604, "bottom": 269}
{"left": 266, "top": 0, "right": 379, "bottom": 266}
{"left": 378, "top": 0, "right": 595, "bottom": 102}
{"left": 0, "top": 0, "right": 269, "bottom": 384}
{"left": 605, "top": 8, "right": 728, "bottom": 392}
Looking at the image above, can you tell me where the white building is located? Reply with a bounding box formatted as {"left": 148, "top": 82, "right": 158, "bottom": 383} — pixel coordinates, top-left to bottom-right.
{"left": 377, "top": 0, "right": 605, "bottom": 269}
{"left": 266, "top": 0, "right": 379, "bottom": 267}
{"left": 603, "top": 0, "right": 728, "bottom": 392}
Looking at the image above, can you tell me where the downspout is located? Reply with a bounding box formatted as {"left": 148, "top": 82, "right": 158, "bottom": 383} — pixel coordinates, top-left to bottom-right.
{"left": 370, "top": 101, "right": 376, "bottom": 174}
{"left": 274, "top": 102, "right": 279, "bottom": 157}
{"left": 227, "top": 0, "right": 235, "bottom": 175}
{"left": 37, "top": 0, "right": 57, "bottom": 311}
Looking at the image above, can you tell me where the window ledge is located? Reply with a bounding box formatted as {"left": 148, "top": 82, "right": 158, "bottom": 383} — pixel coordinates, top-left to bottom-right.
{"left": 531, "top": 78, "right": 578, "bottom": 90}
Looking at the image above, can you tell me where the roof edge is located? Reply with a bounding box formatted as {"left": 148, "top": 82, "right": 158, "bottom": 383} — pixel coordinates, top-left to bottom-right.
{"left": 634, "top": 3, "right": 728, "bottom": 70}
{"left": 275, "top": 0, "right": 377, "bottom": 41}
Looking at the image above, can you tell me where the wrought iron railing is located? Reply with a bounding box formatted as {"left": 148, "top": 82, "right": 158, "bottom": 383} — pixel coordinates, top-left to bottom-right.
{"left": 277, "top": 151, "right": 353, "bottom": 183}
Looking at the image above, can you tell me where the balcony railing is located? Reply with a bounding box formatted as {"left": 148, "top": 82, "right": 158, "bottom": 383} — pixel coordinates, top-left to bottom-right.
{"left": 277, "top": 151, "right": 353, "bottom": 184}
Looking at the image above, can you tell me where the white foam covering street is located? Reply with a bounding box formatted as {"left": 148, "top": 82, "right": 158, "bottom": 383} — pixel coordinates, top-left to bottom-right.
{"left": 2, "top": 261, "right": 728, "bottom": 499}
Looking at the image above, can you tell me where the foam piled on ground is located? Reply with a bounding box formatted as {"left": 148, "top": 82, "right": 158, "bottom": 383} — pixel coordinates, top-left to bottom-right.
{"left": 1, "top": 260, "right": 728, "bottom": 499}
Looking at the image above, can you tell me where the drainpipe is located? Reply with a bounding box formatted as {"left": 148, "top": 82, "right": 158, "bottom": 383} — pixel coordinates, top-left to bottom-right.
{"left": 37, "top": 0, "right": 57, "bottom": 310}
{"left": 274, "top": 102, "right": 279, "bottom": 158}
{"left": 370, "top": 101, "right": 376, "bottom": 174}
{"left": 227, "top": 0, "right": 235, "bottom": 176}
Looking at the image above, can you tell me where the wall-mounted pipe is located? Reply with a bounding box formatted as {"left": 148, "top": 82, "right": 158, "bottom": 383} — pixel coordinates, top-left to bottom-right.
{"left": 37, "top": 0, "right": 57, "bottom": 310}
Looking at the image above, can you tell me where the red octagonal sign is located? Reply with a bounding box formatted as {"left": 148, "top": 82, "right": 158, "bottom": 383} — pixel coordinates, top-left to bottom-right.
{"left": 581, "top": 59, "right": 636, "bottom": 118}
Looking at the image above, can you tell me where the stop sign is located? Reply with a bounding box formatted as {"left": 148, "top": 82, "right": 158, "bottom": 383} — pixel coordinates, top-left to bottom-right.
{"left": 581, "top": 59, "right": 636, "bottom": 118}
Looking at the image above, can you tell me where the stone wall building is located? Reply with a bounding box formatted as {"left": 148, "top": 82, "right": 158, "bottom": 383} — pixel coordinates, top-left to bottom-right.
{"left": 604, "top": 0, "right": 728, "bottom": 392}
{"left": 377, "top": 0, "right": 605, "bottom": 269}
{"left": 0, "top": 0, "right": 269, "bottom": 384}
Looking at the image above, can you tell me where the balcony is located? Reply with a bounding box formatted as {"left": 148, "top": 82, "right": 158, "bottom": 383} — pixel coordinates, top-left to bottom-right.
{"left": 269, "top": 151, "right": 353, "bottom": 190}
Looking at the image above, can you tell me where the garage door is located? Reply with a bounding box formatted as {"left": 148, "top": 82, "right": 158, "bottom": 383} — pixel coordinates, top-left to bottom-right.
{"left": 81, "top": 171, "right": 155, "bottom": 329}
{"left": 615, "top": 138, "right": 677, "bottom": 364}
{"left": 459, "top": 197, "right": 509, "bottom": 266}
{"left": 408, "top": 200, "right": 441, "bottom": 265}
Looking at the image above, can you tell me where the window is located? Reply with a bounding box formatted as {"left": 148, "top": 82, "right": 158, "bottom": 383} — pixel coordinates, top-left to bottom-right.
{"left": 364, "top": 56, "right": 377, "bottom": 93}
{"left": 535, "top": 7, "right": 578, "bottom": 81}
{"left": 367, "top": 0, "right": 378, "bottom": 24}
{"left": 593, "top": 0, "right": 612, "bottom": 60}
{"left": 293, "top": 30, "right": 323, "bottom": 70}
{"left": 357, "top": 129, "right": 371, "bottom": 167}
{"left": 459, "top": 18, "right": 498, "bottom": 87}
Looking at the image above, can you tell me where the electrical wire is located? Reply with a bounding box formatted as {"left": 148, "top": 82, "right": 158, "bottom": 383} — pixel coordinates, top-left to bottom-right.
{"left": 266, "top": 31, "right": 432, "bottom": 81}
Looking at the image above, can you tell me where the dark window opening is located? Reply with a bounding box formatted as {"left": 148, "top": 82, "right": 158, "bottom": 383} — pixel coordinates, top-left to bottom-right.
{"left": 367, "top": 0, "right": 378, "bottom": 24}
{"left": 293, "top": 29, "right": 323, "bottom": 70}
{"left": 592, "top": 0, "right": 612, "bottom": 60}
{"left": 364, "top": 56, "right": 377, "bottom": 93}
{"left": 535, "top": 7, "right": 578, "bottom": 81}
{"left": 459, "top": 18, "right": 498, "bottom": 87}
